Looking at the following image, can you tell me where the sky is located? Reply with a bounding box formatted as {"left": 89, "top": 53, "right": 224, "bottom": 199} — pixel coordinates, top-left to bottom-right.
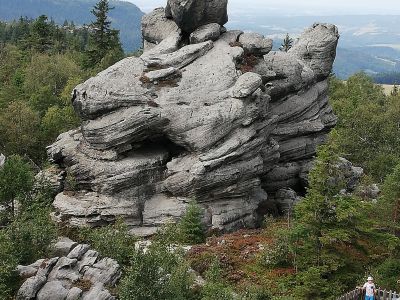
{"left": 127, "top": 0, "right": 400, "bottom": 15}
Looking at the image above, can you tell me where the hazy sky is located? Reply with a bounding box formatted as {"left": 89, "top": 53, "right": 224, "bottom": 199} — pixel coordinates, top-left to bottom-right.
{"left": 127, "top": 0, "right": 400, "bottom": 15}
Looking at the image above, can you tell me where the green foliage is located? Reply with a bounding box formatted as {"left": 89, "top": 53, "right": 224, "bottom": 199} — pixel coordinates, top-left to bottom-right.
{"left": 373, "top": 258, "right": 400, "bottom": 290}
{"left": 179, "top": 201, "right": 206, "bottom": 245}
{"left": 279, "top": 33, "right": 293, "bottom": 52}
{"left": 0, "top": 181, "right": 57, "bottom": 299}
{"left": 380, "top": 163, "right": 400, "bottom": 233}
{"left": 329, "top": 73, "right": 400, "bottom": 181}
{"left": 201, "top": 260, "right": 235, "bottom": 300}
{"left": 83, "top": 0, "right": 124, "bottom": 69}
{"left": 0, "top": 155, "right": 34, "bottom": 218}
{"left": 118, "top": 239, "right": 196, "bottom": 300}
{"left": 80, "top": 219, "right": 137, "bottom": 266}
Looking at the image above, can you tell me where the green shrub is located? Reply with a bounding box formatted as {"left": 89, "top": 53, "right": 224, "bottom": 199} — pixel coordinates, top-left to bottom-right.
{"left": 201, "top": 260, "right": 235, "bottom": 300}
{"left": 118, "top": 240, "right": 196, "bottom": 300}
{"left": 373, "top": 258, "right": 400, "bottom": 291}
{"left": 179, "top": 200, "right": 206, "bottom": 245}
{"left": 80, "top": 219, "right": 137, "bottom": 266}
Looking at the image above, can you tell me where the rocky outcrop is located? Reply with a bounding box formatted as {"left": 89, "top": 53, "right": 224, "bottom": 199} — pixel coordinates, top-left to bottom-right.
{"left": 16, "top": 238, "right": 120, "bottom": 300}
{"left": 47, "top": 2, "right": 339, "bottom": 234}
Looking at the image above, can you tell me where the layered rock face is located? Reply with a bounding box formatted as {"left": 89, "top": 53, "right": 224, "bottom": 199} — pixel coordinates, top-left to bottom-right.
{"left": 48, "top": 1, "right": 339, "bottom": 235}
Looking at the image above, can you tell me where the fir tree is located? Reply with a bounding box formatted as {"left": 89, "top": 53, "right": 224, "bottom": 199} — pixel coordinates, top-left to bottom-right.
{"left": 179, "top": 200, "right": 206, "bottom": 244}
{"left": 84, "top": 0, "right": 123, "bottom": 68}
{"left": 279, "top": 33, "right": 293, "bottom": 52}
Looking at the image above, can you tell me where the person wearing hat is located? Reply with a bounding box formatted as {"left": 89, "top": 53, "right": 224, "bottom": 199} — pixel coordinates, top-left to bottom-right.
{"left": 362, "top": 276, "right": 376, "bottom": 300}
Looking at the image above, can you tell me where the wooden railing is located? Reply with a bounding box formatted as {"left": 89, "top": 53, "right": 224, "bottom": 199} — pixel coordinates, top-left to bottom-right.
{"left": 338, "top": 288, "right": 400, "bottom": 300}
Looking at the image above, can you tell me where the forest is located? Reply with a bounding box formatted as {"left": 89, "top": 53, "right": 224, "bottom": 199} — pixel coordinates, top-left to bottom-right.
{"left": 0, "top": 3, "right": 400, "bottom": 300}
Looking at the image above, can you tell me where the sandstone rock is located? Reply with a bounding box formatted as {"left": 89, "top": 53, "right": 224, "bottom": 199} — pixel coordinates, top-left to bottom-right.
{"left": 48, "top": 21, "right": 339, "bottom": 233}
{"left": 289, "top": 23, "right": 340, "bottom": 79}
{"left": 66, "top": 287, "right": 82, "bottom": 300}
{"left": 37, "top": 281, "right": 69, "bottom": 300}
{"left": 82, "top": 258, "right": 121, "bottom": 286}
{"left": 35, "top": 165, "right": 65, "bottom": 195}
{"left": 17, "top": 275, "right": 47, "bottom": 300}
{"left": 272, "top": 188, "right": 302, "bottom": 214}
{"left": 239, "top": 33, "right": 273, "bottom": 56}
{"left": 220, "top": 30, "right": 243, "bottom": 44}
{"left": 190, "top": 23, "right": 221, "bottom": 44}
{"left": 16, "top": 242, "right": 119, "bottom": 300}
{"left": 141, "top": 7, "right": 179, "bottom": 44}
{"left": 82, "top": 283, "right": 115, "bottom": 300}
{"left": 231, "top": 72, "right": 263, "bottom": 98}
{"left": 67, "top": 244, "right": 90, "bottom": 260}
{"left": 167, "top": 0, "right": 228, "bottom": 33}
{"left": 53, "top": 237, "right": 78, "bottom": 257}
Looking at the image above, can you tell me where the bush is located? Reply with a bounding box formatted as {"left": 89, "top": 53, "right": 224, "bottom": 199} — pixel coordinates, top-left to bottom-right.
{"left": 118, "top": 240, "right": 196, "bottom": 300}
{"left": 201, "top": 260, "right": 235, "bottom": 300}
{"left": 373, "top": 258, "right": 400, "bottom": 291}
{"left": 178, "top": 200, "right": 206, "bottom": 245}
{"left": 80, "top": 219, "right": 137, "bottom": 266}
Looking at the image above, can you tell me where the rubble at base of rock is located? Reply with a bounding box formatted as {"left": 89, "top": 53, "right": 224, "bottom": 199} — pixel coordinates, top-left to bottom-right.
{"left": 16, "top": 238, "right": 120, "bottom": 300}
{"left": 45, "top": 0, "right": 340, "bottom": 234}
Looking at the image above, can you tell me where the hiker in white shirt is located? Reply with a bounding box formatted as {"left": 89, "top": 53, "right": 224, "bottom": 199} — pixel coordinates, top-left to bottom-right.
{"left": 362, "top": 276, "right": 376, "bottom": 300}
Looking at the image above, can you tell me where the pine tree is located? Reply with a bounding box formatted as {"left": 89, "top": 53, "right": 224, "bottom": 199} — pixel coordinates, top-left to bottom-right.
{"left": 84, "top": 0, "right": 123, "bottom": 68}
{"left": 279, "top": 33, "right": 293, "bottom": 52}
{"left": 179, "top": 200, "right": 206, "bottom": 244}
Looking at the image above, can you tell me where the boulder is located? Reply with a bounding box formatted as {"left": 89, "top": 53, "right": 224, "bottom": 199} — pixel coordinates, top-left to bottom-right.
{"left": 239, "top": 33, "right": 273, "bottom": 56}
{"left": 141, "top": 7, "right": 179, "bottom": 44}
{"left": 231, "top": 72, "right": 263, "bottom": 98}
{"left": 289, "top": 23, "right": 340, "bottom": 79}
{"left": 166, "top": 0, "right": 228, "bottom": 33}
{"left": 37, "top": 281, "right": 69, "bottom": 300}
{"left": 190, "top": 23, "right": 221, "bottom": 44}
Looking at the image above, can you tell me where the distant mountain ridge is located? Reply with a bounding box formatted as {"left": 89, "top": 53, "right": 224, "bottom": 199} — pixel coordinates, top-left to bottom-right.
{"left": 228, "top": 14, "right": 400, "bottom": 79}
{"left": 0, "top": 0, "right": 144, "bottom": 52}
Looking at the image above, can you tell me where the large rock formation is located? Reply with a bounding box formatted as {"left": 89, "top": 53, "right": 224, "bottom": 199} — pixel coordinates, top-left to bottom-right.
{"left": 47, "top": 2, "right": 339, "bottom": 235}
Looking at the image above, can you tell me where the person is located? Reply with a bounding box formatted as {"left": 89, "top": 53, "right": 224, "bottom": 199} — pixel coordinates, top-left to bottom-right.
{"left": 362, "top": 276, "right": 376, "bottom": 300}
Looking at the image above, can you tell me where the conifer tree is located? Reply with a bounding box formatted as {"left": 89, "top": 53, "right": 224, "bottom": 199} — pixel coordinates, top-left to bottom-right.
{"left": 179, "top": 200, "right": 206, "bottom": 244}
{"left": 84, "top": 0, "right": 123, "bottom": 68}
{"left": 279, "top": 33, "right": 293, "bottom": 52}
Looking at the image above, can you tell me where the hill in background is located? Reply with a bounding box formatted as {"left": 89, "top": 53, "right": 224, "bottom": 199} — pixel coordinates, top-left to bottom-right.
{"left": 0, "top": 0, "right": 144, "bottom": 52}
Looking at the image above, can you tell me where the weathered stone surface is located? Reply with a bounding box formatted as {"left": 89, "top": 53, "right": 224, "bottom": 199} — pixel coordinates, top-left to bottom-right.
{"left": 37, "top": 281, "right": 68, "bottom": 300}
{"left": 53, "top": 237, "right": 78, "bottom": 257}
{"left": 167, "top": 0, "right": 228, "bottom": 33}
{"left": 48, "top": 20, "right": 339, "bottom": 233}
{"left": 289, "top": 23, "right": 340, "bottom": 79}
{"left": 190, "top": 23, "right": 221, "bottom": 44}
{"left": 35, "top": 165, "right": 65, "bottom": 195}
{"left": 231, "top": 72, "right": 263, "bottom": 98}
{"left": 239, "top": 33, "right": 273, "bottom": 56}
{"left": 82, "top": 258, "right": 121, "bottom": 286}
{"left": 220, "top": 30, "right": 243, "bottom": 44}
{"left": 17, "top": 242, "right": 119, "bottom": 300}
{"left": 141, "top": 7, "right": 179, "bottom": 44}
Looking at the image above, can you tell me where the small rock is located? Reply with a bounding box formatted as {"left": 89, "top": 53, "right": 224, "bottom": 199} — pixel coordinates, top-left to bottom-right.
{"left": 53, "top": 237, "right": 78, "bottom": 257}
{"left": 83, "top": 258, "right": 121, "bottom": 286}
{"left": 239, "top": 33, "right": 273, "bottom": 56}
{"left": 17, "top": 265, "right": 38, "bottom": 278}
{"left": 232, "top": 72, "right": 263, "bottom": 98}
{"left": 220, "top": 30, "right": 243, "bottom": 44}
{"left": 37, "top": 281, "right": 69, "bottom": 300}
{"left": 17, "top": 275, "right": 47, "bottom": 300}
{"left": 66, "top": 287, "right": 83, "bottom": 300}
{"left": 67, "top": 244, "right": 90, "bottom": 260}
{"left": 189, "top": 23, "right": 221, "bottom": 44}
